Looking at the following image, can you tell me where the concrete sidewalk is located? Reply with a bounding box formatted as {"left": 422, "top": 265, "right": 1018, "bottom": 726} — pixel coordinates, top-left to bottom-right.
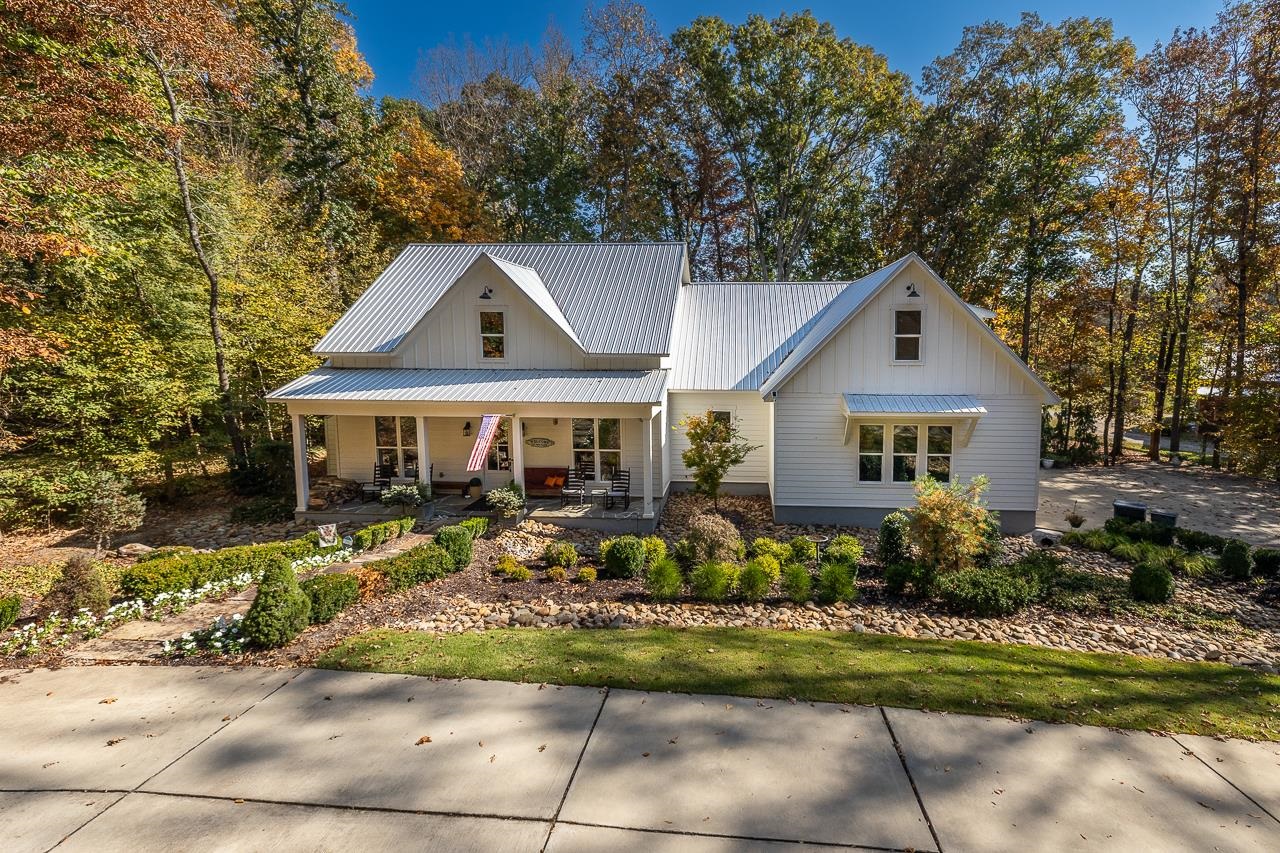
{"left": 1, "top": 666, "right": 1276, "bottom": 852}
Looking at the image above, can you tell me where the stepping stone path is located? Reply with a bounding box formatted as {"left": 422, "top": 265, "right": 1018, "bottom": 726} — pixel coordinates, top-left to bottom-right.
{"left": 65, "top": 533, "right": 431, "bottom": 663}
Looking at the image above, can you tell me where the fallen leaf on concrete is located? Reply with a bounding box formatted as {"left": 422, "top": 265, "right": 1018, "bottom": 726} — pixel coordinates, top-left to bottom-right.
{"left": 489, "top": 754, "right": 496, "bottom": 763}
{"left": 106, "top": 737, "right": 125, "bottom": 747}
{"left": 642, "top": 752, "right": 650, "bottom": 757}
{"left": 99, "top": 698, "right": 117, "bottom": 704}
{"left": 415, "top": 736, "right": 432, "bottom": 745}
{"left": 537, "top": 744, "right": 547, "bottom": 752}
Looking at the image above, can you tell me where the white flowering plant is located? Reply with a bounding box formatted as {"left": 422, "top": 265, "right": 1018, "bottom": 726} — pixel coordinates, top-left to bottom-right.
{"left": 163, "top": 614, "right": 247, "bottom": 657}
{"left": 1, "top": 544, "right": 354, "bottom": 658}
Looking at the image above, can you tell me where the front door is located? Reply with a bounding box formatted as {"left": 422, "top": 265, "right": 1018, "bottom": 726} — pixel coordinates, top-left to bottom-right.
{"left": 484, "top": 417, "right": 512, "bottom": 490}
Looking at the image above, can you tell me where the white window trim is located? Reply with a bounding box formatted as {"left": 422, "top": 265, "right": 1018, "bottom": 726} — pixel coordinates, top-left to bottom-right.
{"left": 890, "top": 306, "right": 925, "bottom": 365}
{"left": 571, "top": 417, "right": 623, "bottom": 480}
{"left": 854, "top": 421, "right": 955, "bottom": 485}
{"left": 477, "top": 305, "right": 509, "bottom": 363}
{"left": 374, "top": 415, "right": 418, "bottom": 478}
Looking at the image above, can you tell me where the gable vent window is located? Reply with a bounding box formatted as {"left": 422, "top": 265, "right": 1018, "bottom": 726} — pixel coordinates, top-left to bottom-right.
{"left": 894, "top": 309, "right": 922, "bottom": 361}
{"left": 480, "top": 310, "right": 505, "bottom": 359}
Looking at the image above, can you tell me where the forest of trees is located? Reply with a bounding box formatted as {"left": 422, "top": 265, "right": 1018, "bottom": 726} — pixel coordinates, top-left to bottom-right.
{"left": 1, "top": 0, "right": 1277, "bottom": 530}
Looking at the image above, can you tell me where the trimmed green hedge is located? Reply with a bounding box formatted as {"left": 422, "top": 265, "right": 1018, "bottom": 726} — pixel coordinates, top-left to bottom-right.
{"left": 935, "top": 567, "right": 1038, "bottom": 617}
{"left": 1130, "top": 561, "right": 1175, "bottom": 603}
{"left": 119, "top": 537, "right": 328, "bottom": 600}
{"left": 369, "top": 542, "right": 458, "bottom": 591}
{"left": 302, "top": 573, "right": 360, "bottom": 624}
{"left": 1220, "top": 540, "right": 1252, "bottom": 580}
{"left": 351, "top": 518, "right": 411, "bottom": 552}
{"left": 1254, "top": 548, "right": 1280, "bottom": 577}
{"left": 602, "top": 535, "right": 646, "bottom": 579}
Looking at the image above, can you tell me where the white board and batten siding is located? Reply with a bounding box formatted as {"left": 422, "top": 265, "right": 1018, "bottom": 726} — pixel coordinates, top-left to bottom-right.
{"left": 668, "top": 391, "right": 772, "bottom": 488}
{"left": 771, "top": 268, "right": 1044, "bottom": 515}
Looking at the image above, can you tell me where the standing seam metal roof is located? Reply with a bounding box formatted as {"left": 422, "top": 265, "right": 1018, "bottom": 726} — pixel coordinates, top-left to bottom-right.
{"left": 266, "top": 367, "right": 668, "bottom": 404}
{"left": 842, "top": 394, "right": 987, "bottom": 415}
{"left": 314, "top": 243, "right": 686, "bottom": 356}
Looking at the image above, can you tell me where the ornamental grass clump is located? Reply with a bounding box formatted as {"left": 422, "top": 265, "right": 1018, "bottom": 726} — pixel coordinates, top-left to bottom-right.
{"left": 908, "top": 476, "right": 993, "bottom": 576}
{"left": 242, "top": 559, "right": 311, "bottom": 648}
{"left": 683, "top": 512, "right": 742, "bottom": 564}
{"left": 780, "top": 562, "right": 812, "bottom": 603}
{"left": 645, "top": 557, "right": 684, "bottom": 602}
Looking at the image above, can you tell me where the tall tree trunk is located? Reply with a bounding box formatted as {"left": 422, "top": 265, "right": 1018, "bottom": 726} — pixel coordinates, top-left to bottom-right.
{"left": 1019, "top": 215, "right": 1039, "bottom": 361}
{"left": 1149, "top": 324, "right": 1174, "bottom": 462}
{"left": 145, "top": 50, "right": 247, "bottom": 466}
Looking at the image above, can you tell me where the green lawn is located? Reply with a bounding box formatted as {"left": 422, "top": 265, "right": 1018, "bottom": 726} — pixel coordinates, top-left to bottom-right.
{"left": 318, "top": 627, "right": 1280, "bottom": 741}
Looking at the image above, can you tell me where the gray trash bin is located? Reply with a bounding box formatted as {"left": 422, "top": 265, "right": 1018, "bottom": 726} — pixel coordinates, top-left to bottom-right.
{"left": 1150, "top": 508, "right": 1178, "bottom": 528}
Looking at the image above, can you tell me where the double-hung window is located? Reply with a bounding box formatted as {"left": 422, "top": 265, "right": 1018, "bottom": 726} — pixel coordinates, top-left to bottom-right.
{"left": 480, "top": 310, "right": 505, "bottom": 359}
{"left": 892, "top": 426, "right": 918, "bottom": 482}
{"left": 571, "top": 418, "right": 621, "bottom": 480}
{"left": 375, "top": 416, "right": 418, "bottom": 478}
{"left": 857, "top": 425, "right": 884, "bottom": 482}
{"left": 893, "top": 309, "right": 922, "bottom": 361}
{"left": 926, "top": 426, "right": 952, "bottom": 482}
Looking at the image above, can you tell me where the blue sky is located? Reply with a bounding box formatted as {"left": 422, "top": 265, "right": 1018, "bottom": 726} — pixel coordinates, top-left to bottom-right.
{"left": 345, "top": 1, "right": 1222, "bottom": 101}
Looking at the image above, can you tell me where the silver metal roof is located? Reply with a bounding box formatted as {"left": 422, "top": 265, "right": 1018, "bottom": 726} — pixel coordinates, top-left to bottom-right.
{"left": 314, "top": 243, "right": 686, "bottom": 356}
{"left": 842, "top": 394, "right": 987, "bottom": 416}
{"left": 670, "top": 282, "right": 849, "bottom": 390}
{"left": 758, "top": 256, "right": 913, "bottom": 397}
{"left": 267, "top": 367, "right": 668, "bottom": 404}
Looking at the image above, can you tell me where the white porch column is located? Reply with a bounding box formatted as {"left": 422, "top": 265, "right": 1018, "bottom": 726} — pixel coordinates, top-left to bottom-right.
{"left": 415, "top": 415, "right": 429, "bottom": 491}
{"left": 292, "top": 413, "right": 310, "bottom": 514}
{"left": 643, "top": 411, "right": 656, "bottom": 518}
{"left": 510, "top": 415, "right": 525, "bottom": 493}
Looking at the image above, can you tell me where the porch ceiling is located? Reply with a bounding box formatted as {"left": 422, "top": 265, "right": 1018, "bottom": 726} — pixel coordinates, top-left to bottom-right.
{"left": 267, "top": 367, "right": 668, "bottom": 405}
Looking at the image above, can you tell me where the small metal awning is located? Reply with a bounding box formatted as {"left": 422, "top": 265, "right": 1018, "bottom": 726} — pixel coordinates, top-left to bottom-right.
{"left": 841, "top": 394, "right": 986, "bottom": 445}
{"left": 842, "top": 394, "right": 987, "bottom": 418}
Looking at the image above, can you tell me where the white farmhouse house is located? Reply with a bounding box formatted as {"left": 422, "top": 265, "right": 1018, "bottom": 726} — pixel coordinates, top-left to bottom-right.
{"left": 268, "top": 243, "right": 1057, "bottom": 533}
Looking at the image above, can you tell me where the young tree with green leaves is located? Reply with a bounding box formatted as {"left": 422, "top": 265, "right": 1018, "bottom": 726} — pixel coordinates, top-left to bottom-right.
{"left": 678, "top": 411, "right": 762, "bottom": 508}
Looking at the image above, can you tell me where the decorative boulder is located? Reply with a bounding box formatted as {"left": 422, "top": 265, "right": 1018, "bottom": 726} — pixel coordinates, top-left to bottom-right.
{"left": 116, "top": 542, "right": 154, "bottom": 558}
{"left": 1030, "top": 528, "right": 1062, "bottom": 548}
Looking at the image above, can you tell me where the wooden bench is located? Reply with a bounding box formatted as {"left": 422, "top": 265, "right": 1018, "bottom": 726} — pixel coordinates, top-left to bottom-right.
{"left": 524, "top": 466, "right": 569, "bottom": 497}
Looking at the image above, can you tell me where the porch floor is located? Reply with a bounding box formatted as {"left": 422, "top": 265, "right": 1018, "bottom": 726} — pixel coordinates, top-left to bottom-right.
{"left": 432, "top": 494, "right": 662, "bottom": 534}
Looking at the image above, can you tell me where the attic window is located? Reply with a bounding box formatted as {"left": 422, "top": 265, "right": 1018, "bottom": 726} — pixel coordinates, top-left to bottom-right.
{"left": 894, "top": 309, "right": 922, "bottom": 361}
{"left": 480, "top": 311, "right": 505, "bottom": 359}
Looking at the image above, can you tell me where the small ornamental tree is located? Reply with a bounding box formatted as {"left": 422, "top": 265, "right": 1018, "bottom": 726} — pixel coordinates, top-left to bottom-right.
{"left": 678, "top": 410, "right": 762, "bottom": 507}
{"left": 908, "top": 475, "right": 993, "bottom": 576}
{"left": 78, "top": 472, "right": 146, "bottom": 555}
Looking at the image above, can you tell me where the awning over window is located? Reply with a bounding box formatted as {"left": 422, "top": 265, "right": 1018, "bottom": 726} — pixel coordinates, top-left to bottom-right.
{"left": 841, "top": 394, "right": 985, "bottom": 446}
{"left": 842, "top": 394, "right": 986, "bottom": 418}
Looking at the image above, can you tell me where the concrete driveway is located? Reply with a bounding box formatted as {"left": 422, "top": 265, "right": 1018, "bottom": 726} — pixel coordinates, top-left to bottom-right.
{"left": 1, "top": 665, "right": 1277, "bottom": 852}
{"left": 1038, "top": 460, "right": 1280, "bottom": 546}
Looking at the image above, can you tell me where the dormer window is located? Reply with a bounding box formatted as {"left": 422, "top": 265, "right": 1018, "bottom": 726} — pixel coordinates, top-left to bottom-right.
{"left": 480, "top": 310, "right": 505, "bottom": 359}
{"left": 894, "top": 309, "right": 922, "bottom": 362}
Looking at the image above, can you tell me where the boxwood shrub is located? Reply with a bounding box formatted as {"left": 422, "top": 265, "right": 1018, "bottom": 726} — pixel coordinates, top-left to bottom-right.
{"left": 1253, "top": 547, "right": 1280, "bottom": 577}
{"left": 242, "top": 559, "right": 311, "bottom": 648}
{"left": 1129, "top": 560, "right": 1175, "bottom": 603}
{"left": 641, "top": 535, "right": 667, "bottom": 566}
{"left": 1220, "top": 540, "right": 1252, "bottom": 580}
{"left": 301, "top": 573, "right": 360, "bottom": 624}
{"left": 1174, "top": 527, "right": 1227, "bottom": 554}
{"left": 434, "top": 525, "right": 474, "bottom": 568}
{"left": 602, "top": 535, "right": 646, "bottom": 579}
{"left": 823, "top": 534, "right": 864, "bottom": 569}
{"left": 877, "top": 511, "right": 911, "bottom": 567}
{"left": 542, "top": 541, "right": 579, "bottom": 570}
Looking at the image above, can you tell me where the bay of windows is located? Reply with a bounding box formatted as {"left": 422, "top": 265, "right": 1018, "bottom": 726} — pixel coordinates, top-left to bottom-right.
{"left": 856, "top": 423, "right": 951, "bottom": 484}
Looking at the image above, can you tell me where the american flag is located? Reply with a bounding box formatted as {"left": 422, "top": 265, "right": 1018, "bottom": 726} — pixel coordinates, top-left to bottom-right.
{"left": 467, "top": 414, "right": 502, "bottom": 472}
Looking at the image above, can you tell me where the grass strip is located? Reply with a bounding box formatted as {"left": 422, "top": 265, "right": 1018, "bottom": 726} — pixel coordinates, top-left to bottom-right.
{"left": 318, "top": 626, "right": 1280, "bottom": 741}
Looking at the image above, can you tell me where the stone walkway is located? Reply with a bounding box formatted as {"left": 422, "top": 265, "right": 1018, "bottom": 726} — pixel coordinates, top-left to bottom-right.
{"left": 1038, "top": 460, "right": 1280, "bottom": 546}
{"left": 1, "top": 666, "right": 1276, "bottom": 852}
{"left": 67, "top": 535, "right": 430, "bottom": 664}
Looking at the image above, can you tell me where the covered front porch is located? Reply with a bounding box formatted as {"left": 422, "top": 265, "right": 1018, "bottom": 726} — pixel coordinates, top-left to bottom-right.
{"left": 268, "top": 368, "right": 669, "bottom": 531}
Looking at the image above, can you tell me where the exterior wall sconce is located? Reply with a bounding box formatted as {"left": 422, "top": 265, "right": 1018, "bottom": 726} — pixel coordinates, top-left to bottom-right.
{"left": 463, "top": 421, "right": 472, "bottom": 437}
{"left": 479, "top": 286, "right": 493, "bottom": 299}
{"left": 905, "top": 282, "right": 921, "bottom": 298}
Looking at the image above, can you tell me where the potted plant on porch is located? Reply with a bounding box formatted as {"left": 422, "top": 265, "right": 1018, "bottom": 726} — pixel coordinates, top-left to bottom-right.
{"left": 485, "top": 481, "right": 526, "bottom": 526}
{"left": 379, "top": 483, "right": 432, "bottom": 513}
